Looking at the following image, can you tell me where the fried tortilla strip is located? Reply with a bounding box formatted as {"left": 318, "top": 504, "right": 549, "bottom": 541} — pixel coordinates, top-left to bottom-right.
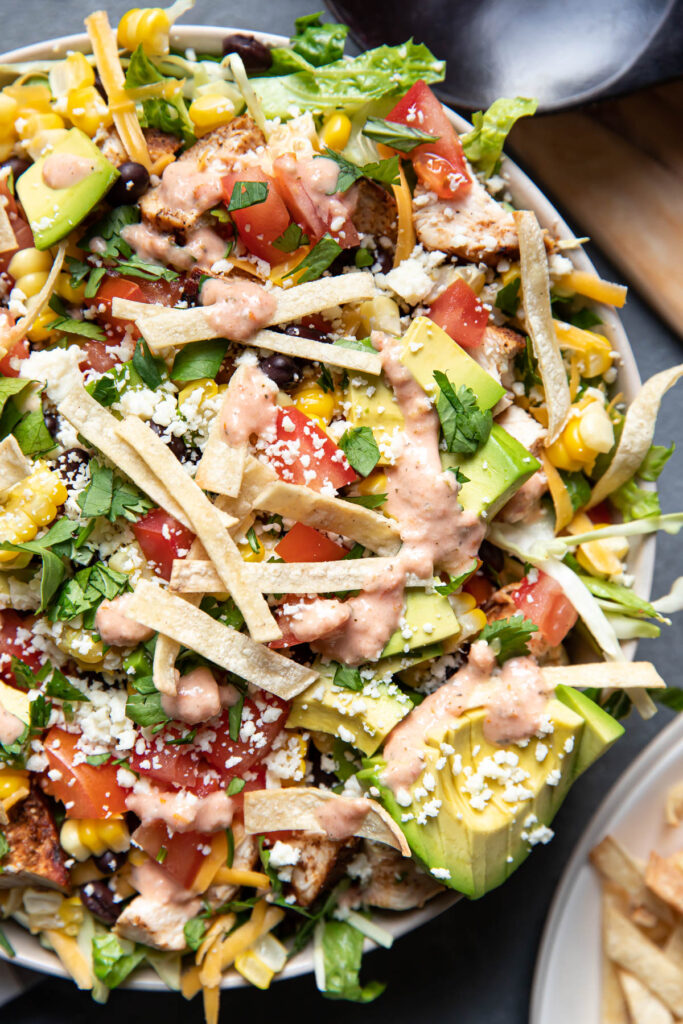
{"left": 123, "top": 580, "right": 316, "bottom": 699}
{"left": 542, "top": 662, "right": 665, "bottom": 691}
{"left": 117, "top": 273, "right": 377, "bottom": 352}
{"left": 243, "top": 328, "right": 382, "bottom": 376}
{"left": 254, "top": 480, "right": 401, "bottom": 556}
{"left": 153, "top": 538, "right": 205, "bottom": 697}
{"left": 0, "top": 435, "right": 32, "bottom": 496}
{"left": 243, "top": 788, "right": 410, "bottom": 856}
{"left": 515, "top": 210, "right": 571, "bottom": 443}
{"left": 116, "top": 416, "right": 279, "bottom": 643}
{"left": 603, "top": 897, "right": 683, "bottom": 1016}
{"left": 58, "top": 387, "right": 194, "bottom": 530}
{"left": 195, "top": 412, "right": 246, "bottom": 498}
{"left": 601, "top": 954, "right": 629, "bottom": 1024}
{"left": 664, "top": 920, "right": 683, "bottom": 968}
{"left": 0, "top": 202, "right": 16, "bottom": 253}
{"left": 618, "top": 970, "right": 674, "bottom": 1024}
{"left": 4, "top": 243, "right": 66, "bottom": 355}
{"left": 591, "top": 836, "right": 674, "bottom": 927}
{"left": 645, "top": 852, "right": 683, "bottom": 915}
{"left": 170, "top": 557, "right": 430, "bottom": 594}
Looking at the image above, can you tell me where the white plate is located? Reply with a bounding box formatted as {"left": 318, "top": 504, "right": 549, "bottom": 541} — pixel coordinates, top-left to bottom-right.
{"left": 531, "top": 711, "right": 683, "bottom": 1024}
{"left": 0, "top": 24, "right": 655, "bottom": 992}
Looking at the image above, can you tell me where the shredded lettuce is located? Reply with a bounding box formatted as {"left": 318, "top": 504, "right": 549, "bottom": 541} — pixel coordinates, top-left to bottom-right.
{"left": 461, "top": 97, "right": 538, "bottom": 178}
{"left": 578, "top": 575, "right": 663, "bottom": 622}
{"left": 611, "top": 478, "right": 662, "bottom": 521}
{"left": 639, "top": 443, "right": 675, "bottom": 481}
{"left": 92, "top": 933, "right": 145, "bottom": 989}
{"left": 269, "top": 12, "right": 349, "bottom": 73}
{"left": 316, "top": 919, "right": 385, "bottom": 1002}
{"left": 607, "top": 614, "right": 660, "bottom": 640}
{"left": 251, "top": 41, "right": 444, "bottom": 120}
{"left": 652, "top": 576, "right": 683, "bottom": 615}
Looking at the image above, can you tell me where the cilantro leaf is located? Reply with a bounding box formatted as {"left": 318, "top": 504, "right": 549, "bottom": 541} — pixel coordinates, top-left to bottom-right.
{"left": 333, "top": 336, "right": 376, "bottom": 354}
{"left": 171, "top": 339, "right": 228, "bottom": 382}
{"left": 333, "top": 662, "right": 363, "bottom": 692}
{"left": 362, "top": 117, "right": 439, "bottom": 153}
{"left": 46, "top": 294, "right": 105, "bottom": 340}
{"left": 80, "top": 205, "right": 139, "bottom": 260}
{"left": 0, "top": 829, "right": 9, "bottom": 863}
{"left": 51, "top": 562, "right": 130, "bottom": 626}
{"left": 0, "top": 377, "right": 33, "bottom": 419}
{"left": 29, "top": 693, "right": 51, "bottom": 732}
{"left": 89, "top": 374, "right": 118, "bottom": 407}
{"left": 132, "top": 338, "right": 165, "bottom": 390}
{"left": 355, "top": 249, "right": 374, "bottom": 269}
{"left": 285, "top": 234, "right": 341, "bottom": 283}
{"left": 113, "top": 255, "right": 179, "bottom": 283}
{"left": 0, "top": 518, "right": 80, "bottom": 611}
{"left": 319, "top": 148, "right": 400, "bottom": 194}
{"left": 125, "top": 676, "right": 169, "bottom": 728}
{"left": 46, "top": 669, "right": 89, "bottom": 702}
{"left": 13, "top": 409, "right": 56, "bottom": 457}
{"left": 433, "top": 372, "right": 492, "bottom": 455}
{"left": 559, "top": 470, "right": 591, "bottom": 514}
{"left": 85, "top": 753, "right": 111, "bottom": 766}
{"left": 434, "top": 560, "right": 478, "bottom": 596}
{"left": 183, "top": 918, "right": 208, "bottom": 952}
{"left": 343, "top": 493, "right": 387, "bottom": 509}
{"left": 229, "top": 691, "right": 244, "bottom": 742}
{"left": 479, "top": 614, "right": 539, "bottom": 663}
{"left": 495, "top": 277, "right": 521, "bottom": 317}
{"left": 447, "top": 466, "right": 470, "bottom": 485}
{"left": 338, "top": 426, "right": 380, "bottom": 477}
{"left": 226, "top": 777, "right": 245, "bottom": 795}
{"left": 77, "top": 461, "right": 152, "bottom": 523}
{"left": 272, "top": 223, "right": 309, "bottom": 253}
{"left": 227, "top": 181, "right": 269, "bottom": 212}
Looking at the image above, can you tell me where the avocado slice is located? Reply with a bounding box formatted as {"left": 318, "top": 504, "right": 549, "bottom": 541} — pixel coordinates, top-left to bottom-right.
{"left": 286, "top": 661, "right": 412, "bottom": 756}
{"left": 360, "top": 693, "right": 621, "bottom": 899}
{"left": 554, "top": 684, "right": 624, "bottom": 777}
{"left": 17, "top": 128, "right": 119, "bottom": 250}
{"left": 381, "top": 590, "right": 460, "bottom": 658}
{"left": 345, "top": 371, "right": 405, "bottom": 465}
{"left": 442, "top": 423, "right": 541, "bottom": 519}
{"left": 399, "top": 316, "right": 505, "bottom": 410}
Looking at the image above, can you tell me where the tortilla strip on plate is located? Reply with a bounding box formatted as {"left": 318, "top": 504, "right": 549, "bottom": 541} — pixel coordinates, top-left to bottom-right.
{"left": 541, "top": 662, "right": 665, "bottom": 691}
{"left": 618, "top": 970, "right": 674, "bottom": 1024}
{"left": 645, "top": 852, "right": 683, "bottom": 915}
{"left": 123, "top": 580, "right": 316, "bottom": 699}
{"left": 58, "top": 387, "right": 196, "bottom": 531}
{"left": 253, "top": 480, "right": 401, "bottom": 556}
{"left": 170, "top": 557, "right": 431, "bottom": 594}
{"left": 603, "top": 897, "right": 683, "bottom": 1016}
{"left": 114, "top": 273, "right": 377, "bottom": 352}
{"left": 0, "top": 435, "right": 32, "bottom": 496}
{"left": 153, "top": 539, "right": 205, "bottom": 696}
{"left": 195, "top": 412, "right": 246, "bottom": 498}
{"left": 116, "top": 416, "right": 280, "bottom": 644}
{"left": 590, "top": 836, "right": 674, "bottom": 927}
{"left": 243, "top": 328, "right": 382, "bottom": 376}
{"left": 243, "top": 788, "right": 410, "bottom": 856}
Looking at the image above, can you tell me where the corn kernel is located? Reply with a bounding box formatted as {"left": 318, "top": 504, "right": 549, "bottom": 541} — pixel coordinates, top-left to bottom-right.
{"left": 8, "top": 247, "right": 52, "bottom": 280}
{"left": 320, "top": 112, "right": 351, "bottom": 151}
{"left": 59, "top": 817, "right": 130, "bottom": 862}
{"left": 66, "top": 85, "right": 111, "bottom": 137}
{"left": 118, "top": 7, "right": 171, "bottom": 55}
{"left": 17, "top": 112, "right": 65, "bottom": 142}
{"left": 177, "top": 378, "right": 218, "bottom": 409}
{"left": 55, "top": 626, "right": 104, "bottom": 667}
{"left": 357, "top": 469, "right": 387, "bottom": 496}
{"left": 58, "top": 895, "right": 84, "bottom": 936}
{"left": 0, "top": 93, "right": 19, "bottom": 130}
{"left": 56, "top": 272, "right": 86, "bottom": 304}
{"left": 189, "top": 93, "right": 235, "bottom": 134}
{"left": 0, "top": 768, "right": 30, "bottom": 812}
{"left": 293, "top": 383, "right": 335, "bottom": 428}
{"left": 63, "top": 52, "right": 95, "bottom": 92}
{"left": 5, "top": 83, "right": 53, "bottom": 113}
{"left": 239, "top": 536, "right": 265, "bottom": 563}
{"left": 12, "top": 269, "right": 49, "bottom": 299}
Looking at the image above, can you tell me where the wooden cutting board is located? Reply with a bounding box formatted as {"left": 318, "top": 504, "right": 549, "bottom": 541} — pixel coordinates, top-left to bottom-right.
{"left": 508, "top": 80, "right": 683, "bottom": 336}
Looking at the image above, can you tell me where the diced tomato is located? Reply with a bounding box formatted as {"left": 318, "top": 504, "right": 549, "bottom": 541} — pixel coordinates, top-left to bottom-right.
{"left": 426, "top": 278, "right": 488, "bottom": 349}
{"left": 134, "top": 823, "right": 209, "bottom": 890}
{"left": 275, "top": 522, "right": 347, "bottom": 563}
{"left": 510, "top": 571, "right": 578, "bottom": 647}
{"left": 463, "top": 573, "right": 494, "bottom": 606}
{"left": 266, "top": 407, "right": 357, "bottom": 493}
{"left": 0, "top": 610, "right": 43, "bottom": 685}
{"left": 128, "top": 731, "right": 202, "bottom": 791}
{"left": 587, "top": 501, "right": 612, "bottom": 525}
{"left": 197, "top": 692, "right": 288, "bottom": 783}
{"left": 43, "top": 728, "right": 128, "bottom": 819}
{"left": 132, "top": 509, "right": 195, "bottom": 580}
{"left": 0, "top": 180, "right": 34, "bottom": 274}
{"left": 134, "top": 277, "right": 186, "bottom": 307}
{"left": 0, "top": 335, "right": 29, "bottom": 377}
{"left": 78, "top": 340, "right": 119, "bottom": 373}
{"left": 221, "top": 169, "right": 293, "bottom": 265}
{"left": 272, "top": 156, "right": 359, "bottom": 248}
{"left": 386, "top": 81, "right": 471, "bottom": 200}
{"left": 86, "top": 275, "right": 147, "bottom": 340}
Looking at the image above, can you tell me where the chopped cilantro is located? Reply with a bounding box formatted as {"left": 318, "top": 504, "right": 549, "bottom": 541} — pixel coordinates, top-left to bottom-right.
{"left": 479, "top": 614, "right": 539, "bottom": 663}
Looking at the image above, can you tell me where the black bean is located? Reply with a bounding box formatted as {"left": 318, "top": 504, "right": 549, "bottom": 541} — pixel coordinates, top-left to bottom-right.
{"left": 55, "top": 447, "right": 91, "bottom": 477}
{"left": 222, "top": 33, "right": 272, "bottom": 73}
{"left": 92, "top": 849, "right": 127, "bottom": 875}
{"left": 284, "top": 323, "right": 330, "bottom": 344}
{"left": 479, "top": 539, "right": 504, "bottom": 574}
{"left": 259, "top": 353, "right": 302, "bottom": 390}
{"left": 375, "top": 245, "right": 394, "bottom": 275}
{"left": 1, "top": 157, "right": 30, "bottom": 182}
{"left": 93, "top": 72, "right": 107, "bottom": 102}
{"left": 108, "top": 162, "right": 150, "bottom": 205}
{"left": 149, "top": 421, "right": 186, "bottom": 461}
{"left": 79, "top": 880, "right": 123, "bottom": 925}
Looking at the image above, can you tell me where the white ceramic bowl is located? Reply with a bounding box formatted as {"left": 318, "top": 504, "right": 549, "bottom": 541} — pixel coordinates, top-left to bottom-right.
{"left": 0, "top": 25, "right": 655, "bottom": 991}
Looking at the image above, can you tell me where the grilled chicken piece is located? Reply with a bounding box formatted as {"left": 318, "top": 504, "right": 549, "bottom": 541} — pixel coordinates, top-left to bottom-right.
{"left": 413, "top": 178, "right": 518, "bottom": 263}
{"left": 286, "top": 833, "right": 358, "bottom": 908}
{"left": 96, "top": 126, "right": 181, "bottom": 168}
{"left": 496, "top": 404, "right": 546, "bottom": 455}
{"left": 472, "top": 325, "right": 526, "bottom": 392}
{"left": 352, "top": 179, "right": 397, "bottom": 246}
{"left": 494, "top": 405, "right": 549, "bottom": 524}
{"left": 115, "top": 895, "right": 195, "bottom": 951}
{"left": 0, "top": 788, "right": 69, "bottom": 892}
{"left": 359, "top": 841, "right": 443, "bottom": 910}
{"left": 140, "top": 115, "right": 265, "bottom": 234}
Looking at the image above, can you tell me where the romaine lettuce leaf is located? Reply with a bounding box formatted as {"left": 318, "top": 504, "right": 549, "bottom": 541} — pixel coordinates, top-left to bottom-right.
{"left": 462, "top": 96, "right": 537, "bottom": 178}
{"left": 317, "top": 919, "right": 385, "bottom": 1002}
{"left": 269, "top": 12, "right": 349, "bottom": 72}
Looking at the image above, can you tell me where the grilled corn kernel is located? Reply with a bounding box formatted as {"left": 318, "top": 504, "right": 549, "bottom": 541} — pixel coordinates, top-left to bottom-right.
{"left": 62, "top": 52, "right": 95, "bottom": 92}
{"left": 189, "top": 93, "right": 235, "bottom": 134}
{"left": 177, "top": 378, "right": 218, "bottom": 409}
{"left": 55, "top": 272, "right": 86, "bottom": 304}
{"left": 320, "top": 112, "right": 351, "bottom": 151}
{"left": 356, "top": 469, "right": 387, "bottom": 496}
{"left": 17, "top": 112, "right": 65, "bottom": 142}
{"left": 239, "top": 536, "right": 265, "bottom": 562}
{"left": 60, "top": 817, "right": 130, "bottom": 862}
{"left": 66, "top": 85, "right": 112, "bottom": 137}
{"left": 293, "top": 383, "right": 335, "bottom": 428}
{"left": 0, "top": 463, "right": 67, "bottom": 561}
{"left": 54, "top": 625, "right": 105, "bottom": 667}
{"left": 118, "top": 7, "right": 171, "bottom": 55}
{"left": 8, "top": 247, "right": 52, "bottom": 280}
{"left": 500, "top": 263, "right": 520, "bottom": 286}
{"left": 546, "top": 399, "right": 614, "bottom": 473}
{"left": 0, "top": 768, "right": 30, "bottom": 812}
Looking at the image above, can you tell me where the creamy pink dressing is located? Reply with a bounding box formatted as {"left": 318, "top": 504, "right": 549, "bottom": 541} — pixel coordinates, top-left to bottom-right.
{"left": 184, "top": 225, "right": 229, "bottom": 268}
{"left": 287, "top": 597, "right": 351, "bottom": 643}
{"left": 95, "top": 595, "right": 154, "bottom": 647}
{"left": 373, "top": 330, "right": 485, "bottom": 578}
{"left": 121, "top": 222, "right": 194, "bottom": 271}
{"left": 161, "top": 666, "right": 221, "bottom": 726}
{"left": 313, "top": 572, "right": 404, "bottom": 665}
{"left": 156, "top": 157, "right": 224, "bottom": 218}
{"left": 126, "top": 782, "right": 235, "bottom": 833}
{"left": 42, "top": 153, "right": 95, "bottom": 190}
{"left": 293, "top": 155, "right": 358, "bottom": 237}
{"left": 0, "top": 700, "right": 24, "bottom": 745}
{"left": 130, "top": 858, "right": 201, "bottom": 909}
{"left": 201, "top": 277, "right": 277, "bottom": 340}
{"left": 219, "top": 363, "right": 278, "bottom": 445}
{"left": 219, "top": 683, "right": 241, "bottom": 707}
{"left": 483, "top": 656, "right": 547, "bottom": 744}
{"left": 316, "top": 797, "right": 369, "bottom": 841}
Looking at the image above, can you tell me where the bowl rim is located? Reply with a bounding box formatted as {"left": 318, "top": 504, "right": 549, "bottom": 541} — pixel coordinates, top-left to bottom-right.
{"left": 0, "top": 23, "right": 655, "bottom": 994}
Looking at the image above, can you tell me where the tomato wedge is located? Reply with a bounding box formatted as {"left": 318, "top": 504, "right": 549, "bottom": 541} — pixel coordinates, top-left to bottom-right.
{"left": 0, "top": 610, "right": 44, "bottom": 685}
{"left": 386, "top": 81, "right": 471, "bottom": 200}
{"left": 510, "top": 571, "right": 578, "bottom": 647}
{"left": 128, "top": 730, "right": 203, "bottom": 791}
{"left": 426, "top": 278, "right": 488, "bottom": 349}
{"left": 134, "top": 823, "right": 210, "bottom": 890}
{"left": 132, "top": 509, "right": 195, "bottom": 580}
{"left": 221, "top": 169, "right": 292, "bottom": 265}
{"left": 265, "top": 407, "right": 357, "bottom": 493}
{"left": 43, "top": 728, "right": 128, "bottom": 819}
{"left": 0, "top": 335, "right": 29, "bottom": 377}
{"left": 272, "top": 156, "right": 359, "bottom": 248}
{"left": 275, "top": 522, "right": 347, "bottom": 563}
{"left": 0, "top": 180, "right": 34, "bottom": 274}
{"left": 197, "top": 693, "right": 288, "bottom": 783}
